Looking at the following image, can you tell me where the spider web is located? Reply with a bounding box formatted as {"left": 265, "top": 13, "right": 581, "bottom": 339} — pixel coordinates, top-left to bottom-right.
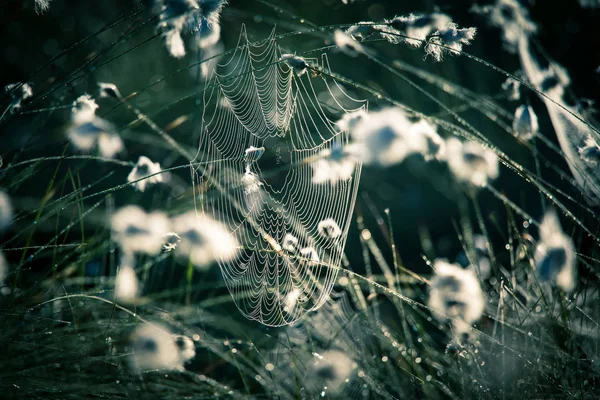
{"left": 191, "top": 27, "right": 366, "bottom": 326}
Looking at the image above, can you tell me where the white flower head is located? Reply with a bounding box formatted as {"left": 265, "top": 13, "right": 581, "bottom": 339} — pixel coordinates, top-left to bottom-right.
{"left": 98, "top": 82, "right": 121, "bottom": 99}
{"left": 4, "top": 82, "right": 33, "bottom": 113}
{"left": 129, "top": 323, "right": 181, "bottom": 372}
{"left": 334, "top": 29, "right": 364, "bottom": 57}
{"left": 115, "top": 261, "right": 139, "bottom": 304}
{"left": 335, "top": 109, "right": 368, "bottom": 132}
{"left": 194, "top": 17, "right": 221, "bottom": 49}
{"left": 241, "top": 166, "right": 263, "bottom": 195}
{"left": 299, "top": 247, "right": 320, "bottom": 266}
{"left": 384, "top": 13, "right": 452, "bottom": 47}
{"left": 512, "top": 104, "right": 539, "bottom": 140}
{"left": 162, "top": 232, "right": 182, "bottom": 252}
{"left": 173, "top": 334, "right": 196, "bottom": 365}
{"left": 309, "top": 350, "right": 356, "bottom": 393}
{"left": 0, "top": 190, "right": 13, "bottom": 231}
{"left": 111, "top": 206, "right": 170, "bottom": 255}
{"left": 446, "top": 137, "right": 499, "bottom": 187}
{"left": 534, "top": 210, "right": 576, "bottom": 292}
{"left": 281, "top": 54, "right": 308, "bottom": 76}
{"left": 283, "top": 288, "right": 302, "bottom": 314}
{"left": 411, "top": 119, "right": 445, "bottom": 161}
{"left": 127, "top": 156, "right": 164, "bottom": 192}
{"left": 472, "top": 0, "right": 537, "bottom": 52}
{"left": 579, "top": 135, "right": 600, "bottom": 165}
{"left": 428, "top": 260, "right": 485, "bottom": 335}
{"left": 344, "top": 22, "right": 376, "bottom": 41}
{"left": 350, "top": 107, "right": 433, "bottom": 166}
{"left": 282, "top": 233, "right": 299, "bottom": 253}
{"left": 317, "top": 218, "right": 342, "bottom": 239}
{"left": 425, "top": 23, "right": 477, "bottom": 62}
{"left": 71, "top": 94, "right": 99, "bottom": 125}
{"left": 164, "top": 29, "right": 186, "bottom": 58}
{"left": 98, "top": 131, "right": 124, "bottom": 158}
{"left": 311, "top": 143, "right": 360, "bottom": 185}
{"left": 172, "top": 211, "right": 239, "bottom": 269}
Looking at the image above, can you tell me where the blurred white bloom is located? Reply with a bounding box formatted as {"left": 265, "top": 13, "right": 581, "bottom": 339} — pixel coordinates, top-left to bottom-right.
{"left": 194, "top": 18, "right": 220, "bottom": 49}
{"left": 111, "top": 206, "right": 170, "bottom": 255}
{"left": 244, "top": 146, "right": 265, "bottom": 164}
{"left": 115, "top": 261, "right": 139, "bottom": 304}
{"left": 129, "top": 323, "right": 181, "bottom": 372}
{"left": 471, "top": 234, "right": 492, "bottom": 279}
{"left": 428, "top": 259, "right": 485, "bottom": 334}
{"left": 164, "top": 29, "right": 186, "bottom": 58}
{"left": 311, "top": 143, "right": 359, "bottom": 185}
{"left": 299, "top": 247, "right": 319, "bottom": 265}
{"left": 310, "top": 350, "right": 356, "bottom": 393}
{"left": 67, "top": 94, "right": 124, "bottom": 158}
{"left": 162, "top": 232, "right": 182, "bottom": 252}
{"left": 334, "top": 29, "right": 363, "bottom": 57}
{"left": 173, "top": 334, "right": 196, "bottom": 365}
{"left": 98, "top": 82, "right": 121, "bottom": 99}
{"left": 241, "top": 166, "right": 263, "bottom": 195}
{"left": 335, "top": 109, "right": 368, "bottom": 132}
{"left": 172, "top": 211, "right": 239, "bottom": 268}
{"left": 446, "top": 137, "right": 499, "bottom": 187}
{"left": 283, "top": 288, "right": 302, "bottom": 314}
{"left": 127, "top": 156, "right": 164, "bottom": 192}
{"left": 317, "top": 218, "right": 342, "bottom": 239}
{"left": 579, "top": 135, "right": 600, "bottom": 165}
{"left": 534, "top": 210, "right": 576, "bottom": 292}
{"left": 512, "top": 104, "right": 538, "bottom": 140}
{"left": 472, "top": 0, "right": 537, "bottom": 52}
{"left": 0, "top": 190, "right": 13, "bottom": 231}
{"left": 425, "top": 23, "right": 477, "bottom": 62}
{"left": 4, "top": 82, "right": 33, "bottom": 113}
{"left": 350, "top": 107, "right": 440, "bottom": 166}
{"left": 282, "top": 233, "right": 299, "bottom": 253}
{"left": 412, "top": 120, "right": 446, "bottom": 161}
{"left": 281, "top": 54, "right": 308, "bottom": 76}
{"left": 502, "top": 77, "right": 521, "bottom": 101}
{"left": 383, "top": 13, "right": 452, "bottom": 47}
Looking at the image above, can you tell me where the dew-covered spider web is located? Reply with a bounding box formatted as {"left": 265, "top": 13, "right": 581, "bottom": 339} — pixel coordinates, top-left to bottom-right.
{"left": 191, "top": 27, "right": 366, "bottom": 326}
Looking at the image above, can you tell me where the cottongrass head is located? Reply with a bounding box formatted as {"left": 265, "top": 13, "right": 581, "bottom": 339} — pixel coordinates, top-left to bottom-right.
{"left": 502, "top": 77, "right": 521, "bottom": 101}
{"left": 344, "top": 22, "right": 376, "bottom": 41}
{"left": 282, "top": 233, "right": 299, "bottom": 254}
{"left": 0, "top": 190, "right": 13, "bottom": 231}
{"left": 114, "top": 259, "right": 139, "bottom": 304}
{"left": 317, "top": 218, "right": 342, "bottom": 239}
{"left": 335, "top": 109, "right": 367, "bottom": 132}
{"left": 173, "top": 334, "right": 196, "bottom": 366}
{"left": 311, "top": 143, "right": 360, "bottom": 185}
{"left": 349, "top": 107, "right": 442, "bottom": 166}
{"left": 578, "top": 135, "right": 600, "bottom": 165}
{"left": 512, "top": 104, "right": 538, "bottom": 140}
{"left": 425, "top": 22, "right": 477, "bottom": 62}
{"left": 241, "top": 166, "right": 263, "bottom": 195}
{"left": 428, "top": 259, "right": 485, "bottom": 336}
{"left": 111, "top": 206, "right": 170, "bottom": 255}
{"left": 334, "top": 29, "right": 364, "bottom": 57}
{"left": 445, "top": 137, "right": 499, "bottom": 187}
{"left": 162, "top": 232, "right": 182, "bottom": 252}
{"left": 127, "top": 156, "right": 164, "bottom": 192}
{"left": 4, "top": 82, "right": 33, "bottom": 113}
{"left": 172, "top": 211, "right": 239, "bottom": 269}
{"left": 309, "top": 350, "right": 356, "bottom": 394}
{"left": 280, "top": 54, "right": 308, "bottom": 76}
{"left": 244, "top": 145, "right": 265, "bottom": 164}
{"left": 98, "top": 82, "right": 121, "bottom": 99}
{"left": 129, "top": 323, "right": 181, "bottom": 372}
{"left": 534, "top": 210, "right": 576, "bottom": 292}
{"left": 383, "top": 13, "right": 452, "bottom": 47}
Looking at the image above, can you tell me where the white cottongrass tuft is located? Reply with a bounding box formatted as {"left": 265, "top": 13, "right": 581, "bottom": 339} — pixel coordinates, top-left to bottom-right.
{"left": 127, "top": 156, "right": 164, "bottom": 192}
{"left": 0, "top": 190, "right": 13, "bottom": 231}
{"left": 382, "top": 13, "right": 452, "bottom": 47}
{"left": 164, "top": 29, "right": 186, "bottom": 58}
{"left": 67, "top": 94, "right": 124, "bottom": 158}
{"left": 502, "top": 77, "right": 521, "bottom": 101}
{"left": 171, "top": 211, "right": 239, "bottom": 269}
{"left": 344, "top": 22, "right": 376, "bottom": 41}
{"left": 4, "top": 82, "right": 33, "bottom": 113}
{"left": 173, "top": 335, "right": 196, "bottom": 365}
{"left": 282, "top": 233, "right": 299, "bottom": 253}
{"left": 335, "top": 109, "right": 368, "bottom": 132}
{"left": 472, "top": 0, "right": 537, "bottom": 52}
{"left": 281, "top": 54, "right": 308, "bottom": 76}
{"left": 241, "top": 168, "right": 263, "bottom": 195}
{"left": 129, "top": 323, "right": 181, "bottom": 372}
{"left": 114, "top": 259, "right": 139, "bottom": 304}
{"left": 349, "top": 107, "right": 442, "bottom": 166}
{"left": 194, "top": 18, "right": 221, "bottom": 49}
{"left": 512, "top": 104, "right": 538, "bottom": 140}
{"left": 299, "top": 247, "right": 320, "bottom": 265}
{"left": 579, "top": 135, "right": 600, "bottom": 165}
{"left": 309, "top": 350, "right": 356, "bottom": 393}
{"left": 162, "top": 232, "right": 182, "bottom": 252}
{"left": 35, "top": 0, "right": 52, "bottom": 13}
{"left": 428, "top": 259, "right": 485, "bottom": 335}
{"left": 534, "top": 210, "right": 576, "bottom": 292}
{"left": 98, "top": 82, "right": 121, "bottom": 99}
{"left": 111, "top": 206, "right": 170, "bottom": 255}
{"left": 244, "top": 146, "right": 265, "bottom": 164}
{"left": 317, "top": 218, "right": 342, "bottom": 239}
{"left": 334, "top": 29, "right": 364, "bottom": 57}
{"left": 283, "top": 288, "right": 302, "bottom": 314}
{"left": 445, "top": 137, "right": 499, "bottom": 187}
{"left": 311, "top": 143, "right": 360, "bottom": 185}
{"left": 425, "top": 23, "right": 477, "bottom": 62}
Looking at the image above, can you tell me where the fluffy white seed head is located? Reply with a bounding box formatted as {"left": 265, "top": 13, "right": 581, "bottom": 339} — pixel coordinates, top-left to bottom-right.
{"left": 111, "top": 206, "right": 170, "bottom": 255}
{"left": 512, "top": 104, "right": 539, "bottom": 140}
{"left": 534, "top": 210, "right": 576, "bottom": 292}
{"left": 281, "top": 54, "right": 308, "bottom": 76}
{"left": 4, "top": 82, "right": 33, "bottom": 113}
{"left": 311, "top": 143, "right": 360, "bottom": 185}
{"left": 428, "top": 259, "right": 485, "bottom": 335}
{"left": 502, "top": 77, "right": 521, "bottom": 101}
{"left": 579, "top": 135, "right": 600, "bottom": 165}
{"left": 309, "top": 350, "right": 356, "bottom": 393}
{"left": 173, "top": 334, "right": 196, "bottom": 365}
{"left": 164, "top": 29, "right": 186, "bottom": 58}
{"left": 115, "top": 261, "right": 139, "bottom": 304}
{"left": 129, "top": 323, "right": 181, "bottom": 372}
{"left": 282, "top": 234, "right": 299, "bottom": 253}
{"left": 334, "top": 29, "right": 364, "bottom": 57}
{"left": 98, "top": 82, "right": 121, "bottom": 99}
{"left": 317, "top": 218, "right": 342, "bottom": 239}
{"left": 425, "top": 23, "right": 477, "bottom": 62}
{"left": 162, "top": 232, "right": 182, "bottom": 252}
{"left": 446, "top": 137, "right": 499, "bottom": 187}
{"left": 127, "top": 156, "right": 164, "bottom": 192}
